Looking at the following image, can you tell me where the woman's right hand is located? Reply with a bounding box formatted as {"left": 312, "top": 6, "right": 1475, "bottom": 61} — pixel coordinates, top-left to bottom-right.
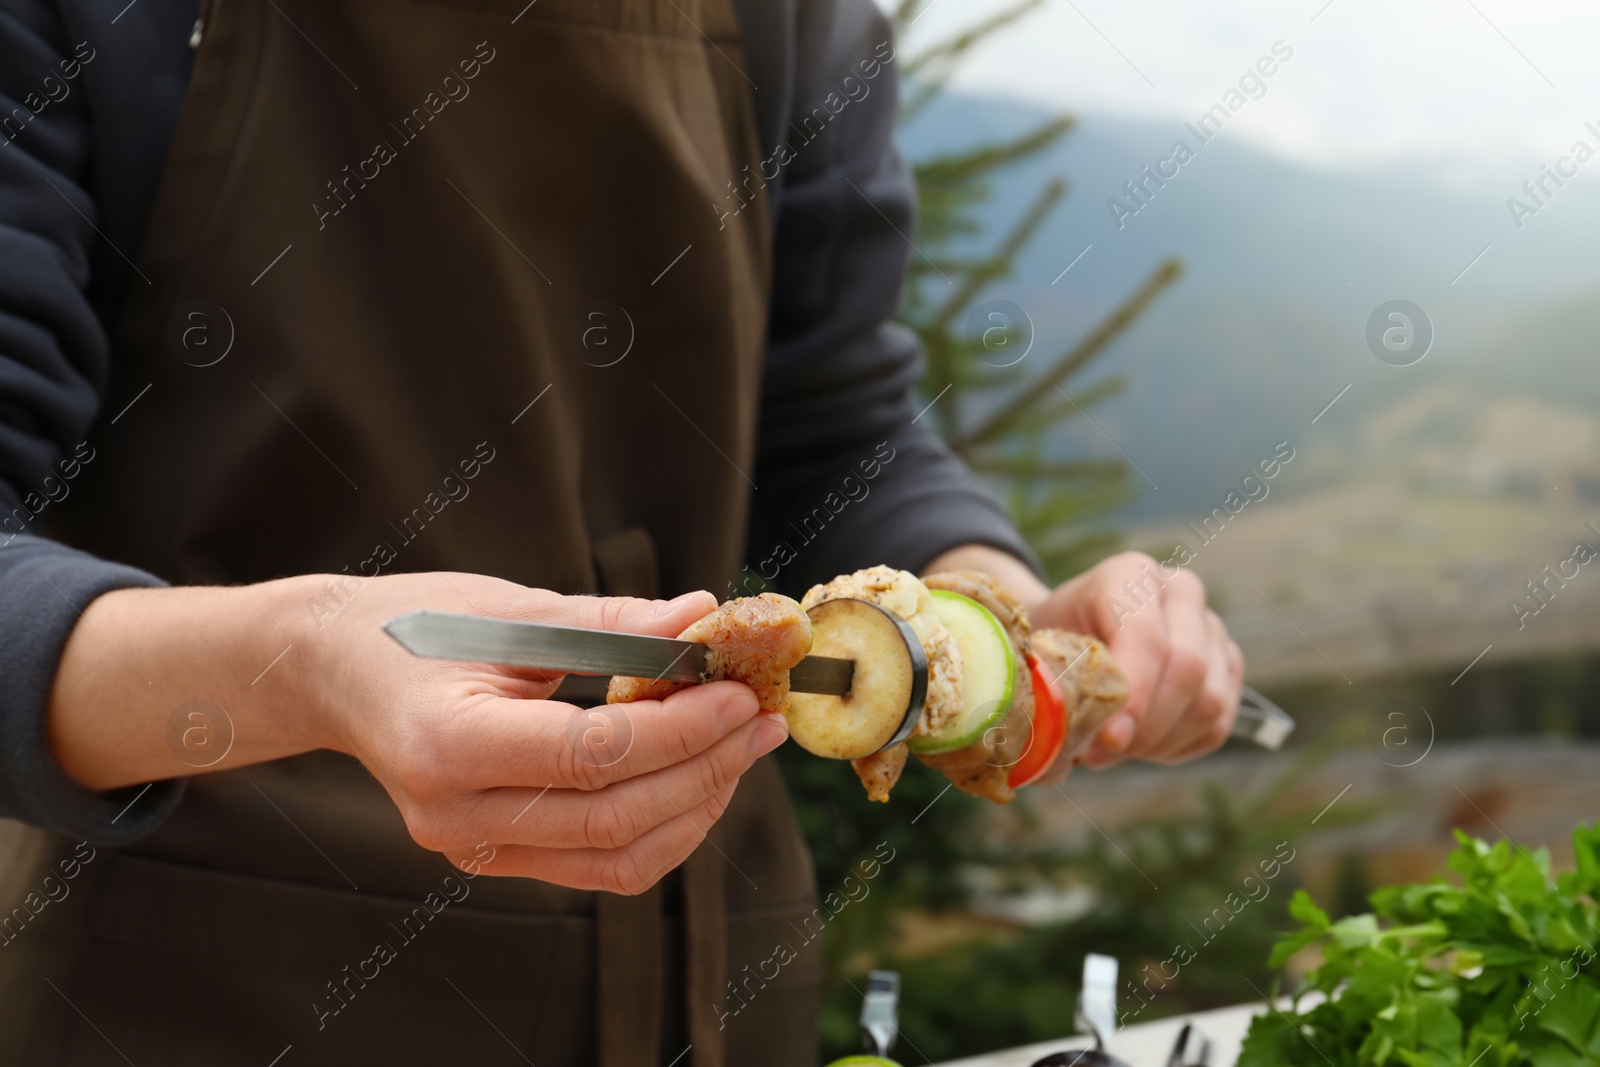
{"left": 308, "top": 573, "right": 789, "bottom": 893}
{"left": 50, "top": 572, "right": 787, "bottom": 895}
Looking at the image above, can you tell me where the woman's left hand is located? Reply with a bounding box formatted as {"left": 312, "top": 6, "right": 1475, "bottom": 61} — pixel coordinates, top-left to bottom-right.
{"left": 1027, "top": 551, "right": 1244, "bottom": 767}
{"left": 923, "top": 546, "right": 1244, "bottom": 769}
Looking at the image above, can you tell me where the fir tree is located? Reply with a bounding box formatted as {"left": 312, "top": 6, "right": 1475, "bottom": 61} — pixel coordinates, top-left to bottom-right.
{"left": 893, "top": 0, "right": 1182, "bottom": 580}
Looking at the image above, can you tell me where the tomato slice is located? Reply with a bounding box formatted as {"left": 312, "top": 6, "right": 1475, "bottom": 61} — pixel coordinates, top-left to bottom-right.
{"left": 1009, "top": 653, "right": 1068, "bottom": 788}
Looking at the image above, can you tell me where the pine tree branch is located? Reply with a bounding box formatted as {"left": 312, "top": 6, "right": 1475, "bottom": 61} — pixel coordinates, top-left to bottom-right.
{"left": 901, "top": 0, "right": 1045, "bottom": 79}
{"left": 914, "top": 116, "right": 1075, "bottom": 190}
{"left": 906, "top": 255, "right": 1002, "bottom": 279}
{"left": 1012, "top": 374, "right": 1128, "bottom": 433}
{"left": 951, "top": 258, "right": 1182, "bottom": 450}
{"left": 912, "top": 179, "right": 1065, "bottom": 439}
{"left": 928, "top": 178, "right": 1065, "bottom": 336}
{"left": 964, "top": 456, "right": 1124, "bottom": 479}
{"left": 1018, "top": 484, "right": 1136, "bottom": 545}
{"left": 898, "top": 0, "right": 1044, "bottom": 121}
{"left": 920, "top": 328, "right": 960, "bottom": 438}
{"left": 900, "top": 81, "right": 944, "bottom": 124}
{"left": 890, "top": 0, "right": 1167, "bottom": 587}
{"left": 912, "top": 118, "right": 1073, "bottom": 252}
{"left": 957, "top": 341, "right": 1140, "bottom": 452}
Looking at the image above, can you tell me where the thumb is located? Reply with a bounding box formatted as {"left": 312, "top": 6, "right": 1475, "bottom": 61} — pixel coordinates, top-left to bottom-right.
{"left": 536, "top": 589, "right": 719, "bottom": 638}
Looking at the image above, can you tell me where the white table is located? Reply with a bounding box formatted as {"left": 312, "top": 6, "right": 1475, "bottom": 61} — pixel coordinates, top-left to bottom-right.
{"left": 929, "top": 999, "right": 1289, "bottom": 1067}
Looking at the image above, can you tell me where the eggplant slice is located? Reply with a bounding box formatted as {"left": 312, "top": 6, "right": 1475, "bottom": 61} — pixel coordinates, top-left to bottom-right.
{"left": 800, "top": 566, "right": 961, "bottom": 799}
{"left": 785, "top": 597, "right": 927, "bottom": 762}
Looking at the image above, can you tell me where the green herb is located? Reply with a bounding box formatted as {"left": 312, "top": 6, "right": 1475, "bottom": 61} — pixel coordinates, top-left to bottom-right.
{"left": 1239, "top": 823, "right": 1600, "bottom": 1067}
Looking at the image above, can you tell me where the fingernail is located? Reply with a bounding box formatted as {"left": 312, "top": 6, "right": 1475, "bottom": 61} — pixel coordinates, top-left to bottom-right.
{"left": 652, "top": 590, "right": 706, "bottom": 616}
{"left": 1085, "top": 746, "right": 1121, "bottom": 769}
{"left": 1102, "top": 713, "right": 1135, "bottom": 752}
{"left": 719, "top": 688, "right": 760, "bottom": 730}
{"left": 749, "top": 715, "right": 789, "bottom": 757}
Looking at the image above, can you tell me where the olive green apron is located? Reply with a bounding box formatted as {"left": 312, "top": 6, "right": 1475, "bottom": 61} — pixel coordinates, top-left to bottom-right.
{"left": 1, "top": 0, "right": 822, "bottom": 1063}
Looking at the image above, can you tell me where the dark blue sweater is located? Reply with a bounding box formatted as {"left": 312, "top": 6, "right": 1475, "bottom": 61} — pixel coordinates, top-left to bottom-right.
{"left": 0, "top": 0, "right": 1038, "bottom": 844}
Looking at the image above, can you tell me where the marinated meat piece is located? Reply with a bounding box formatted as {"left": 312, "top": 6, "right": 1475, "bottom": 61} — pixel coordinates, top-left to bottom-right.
{"left": 1034, "top": 629, "right": 1128, "bottom": 744}
{"left": 801, "top": 564, "right": 935, "bottom": 623}
{"left": 607, "top": 592, "right": 813, "bottom": 715}
{"left": 912, "top": 665, "right": 1033, "bottom": 804}
{"left": 1028, "top": 628, "right": 1129, "bottom": 786}
{"left": 919, "top": 756, "right": 1009, "bottom": 803}
{"left": 922, "top": 570, "right": 1032, "bottom": 643}
{"left": 685, "top": 593, "right": 814, "bottom": 714}
{"left": 911, "top": 624, "right": 962, "bottom": 740}
{"left": 850, "top": 743, "right": 908, "bottom": 804}
{"left": 603, "top": 676, "right": 687, "bottom": 705}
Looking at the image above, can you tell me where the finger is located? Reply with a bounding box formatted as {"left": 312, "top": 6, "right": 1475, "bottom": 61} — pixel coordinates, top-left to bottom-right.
{"left": 446, "top": 590, "right": 722, "bottom": 690}
{"left": 429, "top": 680, "right": 762, "bottom": 792}
{"left": 1128, "top": 571, "right": 1210, "bottom": 755}
{"left": 1034, "top": 551, "right": 1160, "bottom": 634}
{"left": 422, "top": 713, "right": 787, "bottom": 850}
{"left": 1026, "top": 551, "right": 1184, "bottom": 768}
{"left": 1152, "top": 611, "right": 1240, "bottom": 763}
{"left": 1085, "top": 593, "right": 1170, "bottom": 767}
{"left": 1180, "top": 624, "right": 1244, "bottom": 761}
{"left": 451, "top": 784, "right": 737, "bottom": 894}
{"left": 527, "top": 588, "right": 719, "bottom": 638}
{"left": 1089, "top": 570, "right": 1207, "bottom": 767}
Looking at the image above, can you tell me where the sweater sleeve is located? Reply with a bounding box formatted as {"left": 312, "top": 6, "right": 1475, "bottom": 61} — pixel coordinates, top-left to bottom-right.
{"left": 746, "top": 0, "right": 1043, "bottom": 596}
{"left": 0, "top": 1, "right": 181, "bottom": 843}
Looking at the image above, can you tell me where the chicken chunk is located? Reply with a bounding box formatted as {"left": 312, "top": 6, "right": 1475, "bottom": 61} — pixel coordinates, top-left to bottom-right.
{"left": 850, "top": 744, "right": 909, "bottom": 804}
{"left": 1028, "top": 628, "right": 1130, "bottom": 786}
{"left": 911, "top": 672, "right": 1033, "bottom": 804}
{"left": 606, "top": 592, "right": 813, "bottom": 715}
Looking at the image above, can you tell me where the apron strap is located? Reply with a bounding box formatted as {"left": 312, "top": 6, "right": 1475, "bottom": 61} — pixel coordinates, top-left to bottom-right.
{"left": 592, "top": 525, "right": 676, "bottom": 1066}
{"left": 596, "top": 890, "right": 665, "bottom": 1066}
{"left": 591, "top": 525, "right": 729, "bottom": 1066}
{"left": 683, "top": 841, "right": 728, "bottom": 1067}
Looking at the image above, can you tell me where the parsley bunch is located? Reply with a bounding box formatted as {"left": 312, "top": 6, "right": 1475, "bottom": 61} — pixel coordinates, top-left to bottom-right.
{"left": 1239, "top": 824, "right": 1600, "bottom": 1067}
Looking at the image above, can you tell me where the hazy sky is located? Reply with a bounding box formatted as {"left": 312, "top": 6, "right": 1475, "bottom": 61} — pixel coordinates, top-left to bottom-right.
{"left": 901, "top": 0, "right": 1600, "bottom": 179}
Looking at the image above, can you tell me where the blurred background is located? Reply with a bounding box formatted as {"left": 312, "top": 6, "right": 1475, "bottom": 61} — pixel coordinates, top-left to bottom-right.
{"left": 779, "top": 1, "right": 1600, "bottom": 1060}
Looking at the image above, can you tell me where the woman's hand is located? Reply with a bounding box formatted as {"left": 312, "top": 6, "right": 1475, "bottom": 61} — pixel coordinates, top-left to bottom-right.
{"left": 1027, "top": 552, "right": 1243, "bottom": 767}
{"left": 308, "top": 574, "right": 788, "bottom": 892}
{"left": 923, "top": 546, "right": 1243, "bottom": 768}
{"left": 50, "top": 572, "right": 787, "bottom": 894}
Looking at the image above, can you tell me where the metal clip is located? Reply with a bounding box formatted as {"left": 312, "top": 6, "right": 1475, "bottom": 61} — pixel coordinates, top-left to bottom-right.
{"left": 1232, "top": 685, "right": 1296, "bottom": 750}
{"left": 1078, "top": 952, "right": 1119, "bottom": 1048}
{"left": 1164, "top": 1022, "right": 1214, "bottom": 1067}
{"left": 860, "top": 970, "right": 900, "bottom": 1057}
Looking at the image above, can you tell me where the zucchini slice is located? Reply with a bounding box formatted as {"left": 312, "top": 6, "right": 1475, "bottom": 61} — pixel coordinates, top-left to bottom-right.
{"left": 906, "top": 590, "right": 1015, "bottom": 755}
